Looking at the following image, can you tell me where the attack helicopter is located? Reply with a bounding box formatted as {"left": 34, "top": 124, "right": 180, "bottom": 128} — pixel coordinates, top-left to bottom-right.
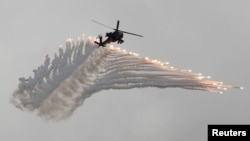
{"left": 92, "top": 20, "right": 143, "bottom": 47}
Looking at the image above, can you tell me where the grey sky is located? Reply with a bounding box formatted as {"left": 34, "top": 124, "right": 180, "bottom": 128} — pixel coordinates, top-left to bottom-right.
{"left": 1, "top": 0, "right": 249, "bottom": 141}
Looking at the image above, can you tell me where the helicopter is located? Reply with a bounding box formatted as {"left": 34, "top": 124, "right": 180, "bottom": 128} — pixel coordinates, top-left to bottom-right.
{"left": 92, "top": 20, "right": 143, "bottom": 47}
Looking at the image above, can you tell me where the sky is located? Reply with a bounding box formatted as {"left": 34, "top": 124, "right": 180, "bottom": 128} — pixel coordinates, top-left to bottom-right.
{"left": 1, "top": 0, "right": 249, "bottom": 141}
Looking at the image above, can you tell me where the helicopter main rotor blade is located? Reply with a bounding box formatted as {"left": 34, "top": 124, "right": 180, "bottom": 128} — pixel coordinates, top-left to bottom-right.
{"left": 116, "top": 20, "right": 120, "bottom": 30}
{"left": 92, "top": 20, "right": 143, "bottom": 37}
{"left": 92, "top": 20, "right": 115, "bottom": 30}
{"left": 121, "top": 30, "right": 143, "bottom": 37}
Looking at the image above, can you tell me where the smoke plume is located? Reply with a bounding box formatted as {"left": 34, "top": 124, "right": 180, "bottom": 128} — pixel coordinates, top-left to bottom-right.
{"left": 11, "top": 36, "right": 242, "bottom": 120}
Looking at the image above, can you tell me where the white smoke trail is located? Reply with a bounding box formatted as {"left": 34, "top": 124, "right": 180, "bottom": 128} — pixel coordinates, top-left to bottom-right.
{"left": 11, "top": 36, "right": 242, "bottom": 120}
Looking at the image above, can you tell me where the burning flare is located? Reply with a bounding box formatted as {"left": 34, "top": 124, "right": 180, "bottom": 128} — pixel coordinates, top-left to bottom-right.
{"left": 11, "top": 36, "right": 242, "bottom": 120}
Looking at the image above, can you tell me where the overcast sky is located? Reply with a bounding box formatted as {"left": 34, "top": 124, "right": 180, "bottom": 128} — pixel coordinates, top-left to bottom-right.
{"left": 1, "top": 0, "right": 249, "bottom": 141}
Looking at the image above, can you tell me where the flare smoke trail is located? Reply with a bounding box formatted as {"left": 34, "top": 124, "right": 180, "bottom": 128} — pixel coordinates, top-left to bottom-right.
{"left": 11, "top": 36, "right": 242, "bottom": 120}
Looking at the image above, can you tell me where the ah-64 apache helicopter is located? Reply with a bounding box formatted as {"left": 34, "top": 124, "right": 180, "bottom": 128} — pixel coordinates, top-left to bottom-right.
{"left": 92, "top": 20, "right": 143, "bottom": 47}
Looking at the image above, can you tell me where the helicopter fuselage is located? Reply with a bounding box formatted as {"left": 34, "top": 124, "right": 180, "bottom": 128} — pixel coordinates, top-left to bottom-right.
{"left": 105, "top": 30, "right": 124, "bottom": 44}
